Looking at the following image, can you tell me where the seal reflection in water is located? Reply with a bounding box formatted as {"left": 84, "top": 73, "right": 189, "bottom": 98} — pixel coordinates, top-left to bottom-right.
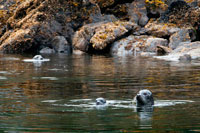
{"left": 134, "top": 89, "right": 154, "bottom": 128}
{"left": 96, "top": 97, "right": 106, "bottom": 105}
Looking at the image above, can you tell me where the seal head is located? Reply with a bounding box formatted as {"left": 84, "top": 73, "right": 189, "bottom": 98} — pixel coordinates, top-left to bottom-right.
{"left": 134, "top": 89, "right": 154, "bottom": 106}
{"left": 96, "top": 97, "right": 106, "bottom": 105}
{"left": 33, "top": 55, "right": 44, "bottom": 60}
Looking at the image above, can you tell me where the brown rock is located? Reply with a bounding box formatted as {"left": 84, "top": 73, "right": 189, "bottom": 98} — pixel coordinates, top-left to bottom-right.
{"left": 73, "top": 21, "right": 138, "bottom": 52}
{"left": 169, "top": 28, "right": 196, "bottom": 49}
{"left": 111, "top": 35, "right": 168, "bottom": 56}
{"left": 0, "top": 0, "right": 107, "bottom": 53}
{"left": 0, "top": 29, "right": 36, "bottom": 53}
{"left": 155, "top": 42, "right": 200, "bottom": 61}
{"left": 145, "top": 21, "right": 180, "bottom": 37}
{"left": 156, "top": 45, "right": 172, "bottom": 55}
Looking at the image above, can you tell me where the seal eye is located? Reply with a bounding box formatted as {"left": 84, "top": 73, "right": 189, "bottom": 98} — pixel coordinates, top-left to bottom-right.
{"left": 143, "top": 93, "right": 147, "bottom": 96}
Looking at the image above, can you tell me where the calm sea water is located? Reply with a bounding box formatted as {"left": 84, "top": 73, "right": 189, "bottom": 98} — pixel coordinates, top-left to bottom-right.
{"left": 0, "top": 53, "right": 200, "bottom": 132}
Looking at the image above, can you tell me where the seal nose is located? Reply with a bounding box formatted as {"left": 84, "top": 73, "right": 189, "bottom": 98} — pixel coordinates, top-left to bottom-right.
{"left": 136, "top": 94, "right": 140, "bottom": 99}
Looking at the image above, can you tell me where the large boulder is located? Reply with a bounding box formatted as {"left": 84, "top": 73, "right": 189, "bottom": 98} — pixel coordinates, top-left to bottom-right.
{"left": 144, "top": 21, "right": 180, "bottom": 37}
{"left": 169, "top": 28, "right": 196, "bottom": 49}
{"left": 111, "top": 35, "right": 168, "bottom": 56}
{"left": 145, "top": 37, "right": 168, "bottom": 52}
{"left": 73, "top": 21, "right": 139, "bottom": 53}
{"left": 144, "top": 21, "right": 196, "bottom": 49}
{"left": 0, "top": 28, "right": 36, "bottom": 53}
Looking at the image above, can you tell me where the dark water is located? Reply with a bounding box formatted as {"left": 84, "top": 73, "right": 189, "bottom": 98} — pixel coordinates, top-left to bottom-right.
{"left": 0, "top": 53, "right": 200, "bottom": 132}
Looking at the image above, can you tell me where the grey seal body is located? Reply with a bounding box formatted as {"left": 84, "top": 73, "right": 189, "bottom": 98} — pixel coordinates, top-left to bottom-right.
{"left": 134, "top": 89, "right": 154, "bottom": 107}
{"left": 96, "top": 97, "right": 106, "bottom": 105}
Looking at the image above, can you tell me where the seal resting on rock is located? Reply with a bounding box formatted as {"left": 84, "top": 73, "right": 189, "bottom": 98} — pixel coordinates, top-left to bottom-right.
{"left": 134, "top": 89, "right": 154, "bottom": 106}
{"left": 96, "top": 97, "right": 106, "bottom": 105}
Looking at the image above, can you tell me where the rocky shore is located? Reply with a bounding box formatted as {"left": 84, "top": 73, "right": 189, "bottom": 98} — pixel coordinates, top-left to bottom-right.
{"left": 0, "top": 0, "right": 200, "bottom": 60}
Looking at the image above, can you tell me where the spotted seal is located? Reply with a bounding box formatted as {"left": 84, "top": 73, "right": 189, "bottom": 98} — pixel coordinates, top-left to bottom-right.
{"left": 33, "top": 55, "right": 44, "bottom": 60}
{"left": 96, "top": 97, "right": 106, "bottom": 105}
{"left": 134, "top": 89, "right": 154, "bottom": 106}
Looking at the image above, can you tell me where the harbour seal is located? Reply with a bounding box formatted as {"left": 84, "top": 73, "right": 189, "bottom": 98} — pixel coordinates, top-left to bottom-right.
{"left": 33, "top": 55, "right": 44, "bottom": 60}
{"left": 134, "top": 89, "right": 154, "bottom": 106}
{"left": 96, "top": 97, "right": 106, "bottom": 105}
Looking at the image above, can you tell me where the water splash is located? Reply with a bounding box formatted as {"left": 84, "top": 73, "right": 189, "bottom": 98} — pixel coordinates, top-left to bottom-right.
{"left": 44, "top": 99, "right": 194, "bottom": 111}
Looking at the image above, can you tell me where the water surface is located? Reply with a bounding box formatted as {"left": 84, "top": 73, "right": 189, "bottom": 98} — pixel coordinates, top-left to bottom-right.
{"left": 0, "top": 53, "right": 200, "bottom": 132}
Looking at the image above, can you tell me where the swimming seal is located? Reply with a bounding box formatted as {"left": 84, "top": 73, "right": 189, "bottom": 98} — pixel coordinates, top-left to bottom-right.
{"left": 33, "top": 55, "right": 44, "bottom": 60}
{"left": 134, "top": 89, "right": 154, "bottom": 106}
{"left": 96, "top": 97, "right": 106, "bottom": 105}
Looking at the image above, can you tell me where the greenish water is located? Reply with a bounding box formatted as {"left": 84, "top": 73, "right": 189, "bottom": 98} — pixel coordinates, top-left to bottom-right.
{"left": 0, "top": 54, "right": 200, "bottom": 132}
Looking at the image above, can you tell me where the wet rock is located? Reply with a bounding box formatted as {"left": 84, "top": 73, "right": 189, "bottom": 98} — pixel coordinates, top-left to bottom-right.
{"left": 0, "top": 0, "right": 106, "bottom": 54}
{"left": 0, "top": 0, "right": 48, "bottom": 53}
{"left": 90, "top": 21, "right": 136, "bottom": 50}
{"left": 165, "top": 0, "right": 198, "bottom": 7}
{"left": 94, "top": 0, "right": 131, "bottom": 20}
{"left": 93, "top": 0, "right": 115, "bottom": 9}
{"left": 179, "top": 54, "right": 191, "bottom": 62}
{"left": 39, "top": 47, "right": 55, "bottom": 54}
{"left": 145, "top": 37, "right": 168, "bottom": 52}
{"left": 169, "top": 28, "right": 196, "bottom": 49}
{"left": 145, "top": 21, "right": 180, "bottom": 37}
{"left": 128, "top": 0, "right": 148, "bottom": 27}
{"left": 111, "top": 35, "right": 168, "bottom": 56}
{"left": 51, "top": 36, "right": 71, "bottom": 54}
{"left": 156, "top": 45, "right": 172, "bottom": 55}
{"left": 85, "top": 2, "right": 118, "bottom": 23}
{"left": 145, "top": 0, "right": 168, "bottom": 18}
{"left": 0, "top": 29, "right": 36, "bottom": 53}
{"left": 160, "top": 1, "right": 200, "bottom": 29}
{"left": 155, "top": 41, "right": 200, "bottom": 61}
{"left": 73, "top": 21, "right": 138, "bottom": 53}
{"left": 90, "top": 14, "right": 118, "bottom": 23}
